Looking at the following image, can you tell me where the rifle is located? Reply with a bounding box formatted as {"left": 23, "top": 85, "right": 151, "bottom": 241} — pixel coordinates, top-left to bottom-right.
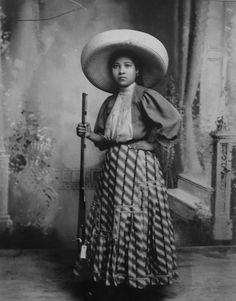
{"left": 76, "top": 92, "right": 88, "bottom": 260}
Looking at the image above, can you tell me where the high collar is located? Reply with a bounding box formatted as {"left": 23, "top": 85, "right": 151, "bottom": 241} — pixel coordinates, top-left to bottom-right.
{"left": 106, "top": 84, "right": 147, "bottom": 114}
{"left": 118, "top": 82, "right": 136, "bottom": 95}
{"left": 113, "top": 84, "right": 147, "bottom": 101}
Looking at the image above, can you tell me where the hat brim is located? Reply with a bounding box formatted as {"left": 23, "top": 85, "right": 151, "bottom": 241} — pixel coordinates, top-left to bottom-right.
{"left": 81, "top": 29, "right": 169, "bottom": 93}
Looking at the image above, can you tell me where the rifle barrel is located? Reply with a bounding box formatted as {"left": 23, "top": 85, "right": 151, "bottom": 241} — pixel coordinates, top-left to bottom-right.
{"left": 77, "top": 93, "right": 88, "bottom": 245}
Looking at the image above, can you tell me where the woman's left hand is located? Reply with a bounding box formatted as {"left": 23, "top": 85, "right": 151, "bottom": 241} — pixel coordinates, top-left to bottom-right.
{"left": 129, "top": 140, "right": 156, "bottom": 151}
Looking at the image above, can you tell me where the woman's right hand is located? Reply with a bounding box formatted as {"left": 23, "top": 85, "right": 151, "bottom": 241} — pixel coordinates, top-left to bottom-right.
{"left": 76, "top": 122, "right": 91, "bottom": 138}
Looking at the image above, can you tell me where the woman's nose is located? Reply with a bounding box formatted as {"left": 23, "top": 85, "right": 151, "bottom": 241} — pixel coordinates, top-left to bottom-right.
{"left": 119, "top": 66, "right": 125, "bottom": 73}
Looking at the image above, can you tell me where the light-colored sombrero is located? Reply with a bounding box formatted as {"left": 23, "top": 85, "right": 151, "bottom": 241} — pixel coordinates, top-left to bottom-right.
{"left": 81, "top": 29, "right": 169, "bottom": 93}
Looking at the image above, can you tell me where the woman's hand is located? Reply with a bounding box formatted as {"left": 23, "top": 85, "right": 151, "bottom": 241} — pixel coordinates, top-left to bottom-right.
{"left": 129, "top": 140, "right": 156, "bottom": 151}
{"left": 76, "top": 122, "right": 91, "bottom": 138}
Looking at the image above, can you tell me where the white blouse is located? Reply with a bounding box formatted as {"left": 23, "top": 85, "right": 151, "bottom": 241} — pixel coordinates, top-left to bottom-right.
{"left": 104, "top": 83, "right": 136, "bottom": 142}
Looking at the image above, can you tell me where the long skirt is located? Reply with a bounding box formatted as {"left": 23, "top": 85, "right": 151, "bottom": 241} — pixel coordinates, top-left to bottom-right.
{"left": 85, "top": 144, "right": 178, "bottom": 289}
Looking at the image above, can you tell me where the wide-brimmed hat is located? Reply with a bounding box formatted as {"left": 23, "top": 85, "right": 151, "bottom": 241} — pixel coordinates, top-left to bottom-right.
{"left": 81, "top": 29, "right": 169, "bottom": 93}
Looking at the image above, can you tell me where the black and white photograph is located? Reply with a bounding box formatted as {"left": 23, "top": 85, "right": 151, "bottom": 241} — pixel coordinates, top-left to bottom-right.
{"left": 0, "top": 0, "right": 236, "bottom": 300}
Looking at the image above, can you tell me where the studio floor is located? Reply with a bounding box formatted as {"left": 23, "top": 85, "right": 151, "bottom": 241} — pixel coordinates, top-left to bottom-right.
{"left": 0, "top": 246, "right": 236, "bottom": 301}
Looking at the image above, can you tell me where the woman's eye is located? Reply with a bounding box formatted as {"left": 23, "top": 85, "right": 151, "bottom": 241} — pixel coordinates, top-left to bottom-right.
{"left": 112, "top": 64, "right": 119, "bottom": 69}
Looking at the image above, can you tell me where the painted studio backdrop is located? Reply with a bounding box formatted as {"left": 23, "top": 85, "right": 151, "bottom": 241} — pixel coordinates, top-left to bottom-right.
{"left": 0, "top": 0, "right": 236, "bottom": 248}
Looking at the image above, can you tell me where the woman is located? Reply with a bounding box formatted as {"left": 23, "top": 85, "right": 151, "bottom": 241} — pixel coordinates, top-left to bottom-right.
{"left": 76, "top": 29, "right": 181, "bottom": 299}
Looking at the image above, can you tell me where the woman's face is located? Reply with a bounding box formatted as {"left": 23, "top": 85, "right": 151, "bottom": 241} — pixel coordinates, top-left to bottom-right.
{"left": 111, "top": 56, "right": 138, "bottom": 88}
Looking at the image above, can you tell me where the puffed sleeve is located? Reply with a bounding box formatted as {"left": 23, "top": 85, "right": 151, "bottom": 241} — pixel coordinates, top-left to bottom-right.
{"left": 93, "top": 96, "right": 116, "bottom": 150}
{"left": 141, "top": 89, "right": 181, "bottom": 141}
{"left": 94, "top": 97, "right": 111, "bottom": 135}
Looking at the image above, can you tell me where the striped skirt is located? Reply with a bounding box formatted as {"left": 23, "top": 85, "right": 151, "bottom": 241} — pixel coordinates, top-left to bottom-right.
{"left": 85, "top": 144, "right": 178, "bottom": 289}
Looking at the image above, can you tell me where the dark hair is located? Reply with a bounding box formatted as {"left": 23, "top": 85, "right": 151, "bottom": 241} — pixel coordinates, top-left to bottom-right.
{"left": 109, "top": 50, "right": 143, "bottom": 85}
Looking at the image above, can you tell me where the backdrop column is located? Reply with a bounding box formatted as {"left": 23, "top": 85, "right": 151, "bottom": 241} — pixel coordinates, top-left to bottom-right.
{"left": 0, "top": 6, "right": 13, "bottom": 232}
